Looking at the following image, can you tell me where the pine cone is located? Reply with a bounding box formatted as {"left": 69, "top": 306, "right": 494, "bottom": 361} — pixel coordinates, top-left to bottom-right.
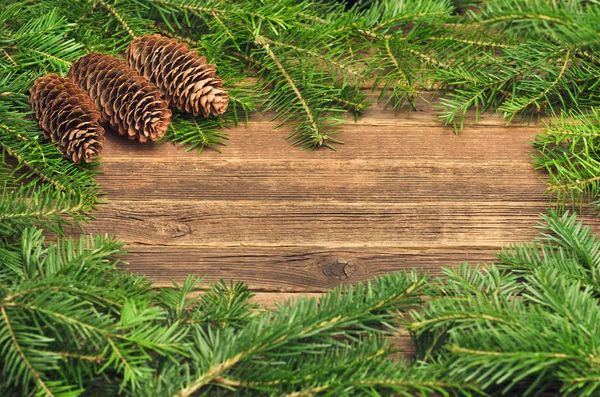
{"left": 67, "top": 53, "right": 171, "bottom": 143}
{"left": 29, "top": 74, "right": 104, "bottom": 164}
{"left": 126, "top": 34, "right": 229, "bottom": 117}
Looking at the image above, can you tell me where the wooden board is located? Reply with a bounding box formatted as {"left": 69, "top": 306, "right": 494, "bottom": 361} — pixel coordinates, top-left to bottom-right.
{"left": 75, "top": 99, "right": 598, "bottom": 303}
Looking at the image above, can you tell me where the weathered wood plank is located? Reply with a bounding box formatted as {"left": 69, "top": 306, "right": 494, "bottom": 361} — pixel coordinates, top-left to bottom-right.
{"left": 100, "top": 125, "right": 541, "bottom": 162}
{"left": 96, "top": 160, "right": 548, "bottom": 203}
{"left": 83, "top": 200, "right": 548, "bottom": 248}
{"left": 123, "top": 246, "right": 503, "bottom": 291}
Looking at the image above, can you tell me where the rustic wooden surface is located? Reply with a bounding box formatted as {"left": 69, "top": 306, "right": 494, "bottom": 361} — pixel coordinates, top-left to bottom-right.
{"left": 76, "top": 98, "right": 599, "bottom": 353}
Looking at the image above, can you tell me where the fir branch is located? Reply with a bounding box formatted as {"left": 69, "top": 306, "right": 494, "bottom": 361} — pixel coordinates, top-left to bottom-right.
{"left": 1, "top": 306, "right": 54, "bottom": 396}
{"left": 329, "top": 95, "right": 368, "bottom": 113}
{"left": 427, "top": 35, "right": 515, "bottom": 49}
{"left": 380, "top": 35, "right": 418, "bottom": 109}
{"left": 51, "top": 350, "right": 104, "bottom": 362}
{"left": 175, "top": 272, "right": 425, "bottom": 396}
{"left": 96, "top": 0, "right": 136, "bottom": 39}
{"left": 533, "top": 108, "right": 600, "bottom": 205}
{"left": 0, "top": 9, "right": 85, "bottom": 73}
{"left": 6, "top": 207, "right": 600, "bottom": 395}
{"left": 384, "top": 37, "right": 413, "bottom": 92}
{"left": 152, "top": 0, "right": 219, "bottom": 15}
{"left": 160, "top": 113, "right": 229, "bottom": 154}
{"left": 259, "top": 36, "right": 363, "bottom": 79}
{"left": 411, "top": 211, "right": 600, "bottom": 395}
{"left": 550, "top": 176, "right": 600, "bottom": 194}
{"left": 449, "top": 346, "right": 575, "bottom": 361}
{"left": 3, "top": 286, "right": 122, "bottom": 309}
{"left": 151, "top": 0, "right": 290, "bottom": 29}
{"left": 501, "top": 48, "right": 572, "bottom": 119}
{"left": 27, "top": 49, "right": 72, "bottom": 68}
{"left": 0, "top": 183, "right": 93, "bottom": 237}
{"left": 0, "top": 128, "right": 68, "bottom": 192}
{"left": 256, "top": 37, "right": 322, "bottom": 145}
{"left": 2, "top": 50, "right": 17, "bottom": 68}
{"left": 210, "top": 9, "right": 238, "bottom": 49}
{"left": 374, "top": 11, "right": 450, "bottom": 30}
{"left": 478, "top": 14, "right": 576, "bottom": 26}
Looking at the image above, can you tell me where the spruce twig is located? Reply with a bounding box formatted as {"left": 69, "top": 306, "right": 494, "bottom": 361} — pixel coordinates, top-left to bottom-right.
{"left": 256, "top": 37, "right": 324, "bottom": 147}
{"left": 1, "top": 306, "right": 54, "bottom": 397}
{"left": 96, "top": 0, "right": 136, "bottom": 39}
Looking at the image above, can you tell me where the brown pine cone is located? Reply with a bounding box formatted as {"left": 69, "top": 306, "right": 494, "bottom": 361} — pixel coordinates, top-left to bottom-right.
{"left": 67, "top": 53, "right": 171, "bottom": 143}
{"left": 126, "top": 34, "right": 229, "bottom": 117}
{"left": 29, "top": 74, "right": 104, "bottom": 164}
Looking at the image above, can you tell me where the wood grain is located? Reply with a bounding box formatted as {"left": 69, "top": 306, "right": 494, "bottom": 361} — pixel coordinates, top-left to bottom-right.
{"left": 87, "top": 200, "right": 546, "bottom": 247}
{"left": 125, "top": 246, "right": 498, "bottom": 291}
{"left": 78, "top": 98, "right": 599, "bottom": 305}
{"left": 96, "top": 160, "right": 545, "bottom": 202}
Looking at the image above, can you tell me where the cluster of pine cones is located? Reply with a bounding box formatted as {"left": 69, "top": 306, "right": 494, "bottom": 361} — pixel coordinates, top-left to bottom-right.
{"left": 28, "top": 34, "right": 229, "bottom": 163}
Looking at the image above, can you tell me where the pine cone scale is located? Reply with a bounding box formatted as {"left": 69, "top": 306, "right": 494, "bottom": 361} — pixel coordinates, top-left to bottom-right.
{"left": 52, "top": 107, "right": 82, "bottom": 135}
{"left": 56, "top": 108, "right": 84, "bottom": 132}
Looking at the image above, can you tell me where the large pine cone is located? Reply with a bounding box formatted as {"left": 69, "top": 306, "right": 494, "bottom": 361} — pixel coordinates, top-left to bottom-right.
{"left": 29, "top": 74, "right": 104, "bottom": 164}
{"left": 67, "top": 53, "right": 171, "bottom": 143}
{"left": 126, "top": 34, "right": 229, "bottom": 117}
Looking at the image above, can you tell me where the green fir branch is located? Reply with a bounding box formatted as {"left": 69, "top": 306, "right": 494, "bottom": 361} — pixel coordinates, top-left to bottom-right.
{"left": 534, "top": 108, "right": 600, "bottom": 206}
{"left": 411, "top": 211, "right": 600, "bottom": 396}
{"left": 174, "top": 271, "right": 426, "bottom": 396}
{"left": 160, "top": 113, "right": 230, "bottom": 154}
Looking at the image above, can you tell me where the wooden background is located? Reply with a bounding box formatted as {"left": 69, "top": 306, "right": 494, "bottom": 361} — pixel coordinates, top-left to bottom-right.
{"left": 78, "top": 99, "right": 599, "bottom": 311}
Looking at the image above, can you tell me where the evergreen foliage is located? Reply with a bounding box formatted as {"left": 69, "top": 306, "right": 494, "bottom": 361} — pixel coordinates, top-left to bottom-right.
{"left": 410, "top": 211, "right": 600, "bottom": 396}
{"left": 3, "top": 0, "right": 600, "bottom": 395}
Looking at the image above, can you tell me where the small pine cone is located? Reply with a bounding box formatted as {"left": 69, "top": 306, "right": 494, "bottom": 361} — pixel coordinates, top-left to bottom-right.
{"left": 29, "top": 74, "right": 104, "bottom": 164}
{"left": 126, "top": 34, "right": 229, "bottom": 117}
{"left": 67, "top": 53, "right": 171, "bottom": 143}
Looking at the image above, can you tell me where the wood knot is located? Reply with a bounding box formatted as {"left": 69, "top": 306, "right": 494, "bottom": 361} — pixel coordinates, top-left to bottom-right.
{"left": 322, "top": 258, "right": 356, "bottom": 280}
{"left": 155, "top": 222, "right": 192, "bottom": 238}
{"left": 174, "top": 223, "right": 192, "bottom": 237}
